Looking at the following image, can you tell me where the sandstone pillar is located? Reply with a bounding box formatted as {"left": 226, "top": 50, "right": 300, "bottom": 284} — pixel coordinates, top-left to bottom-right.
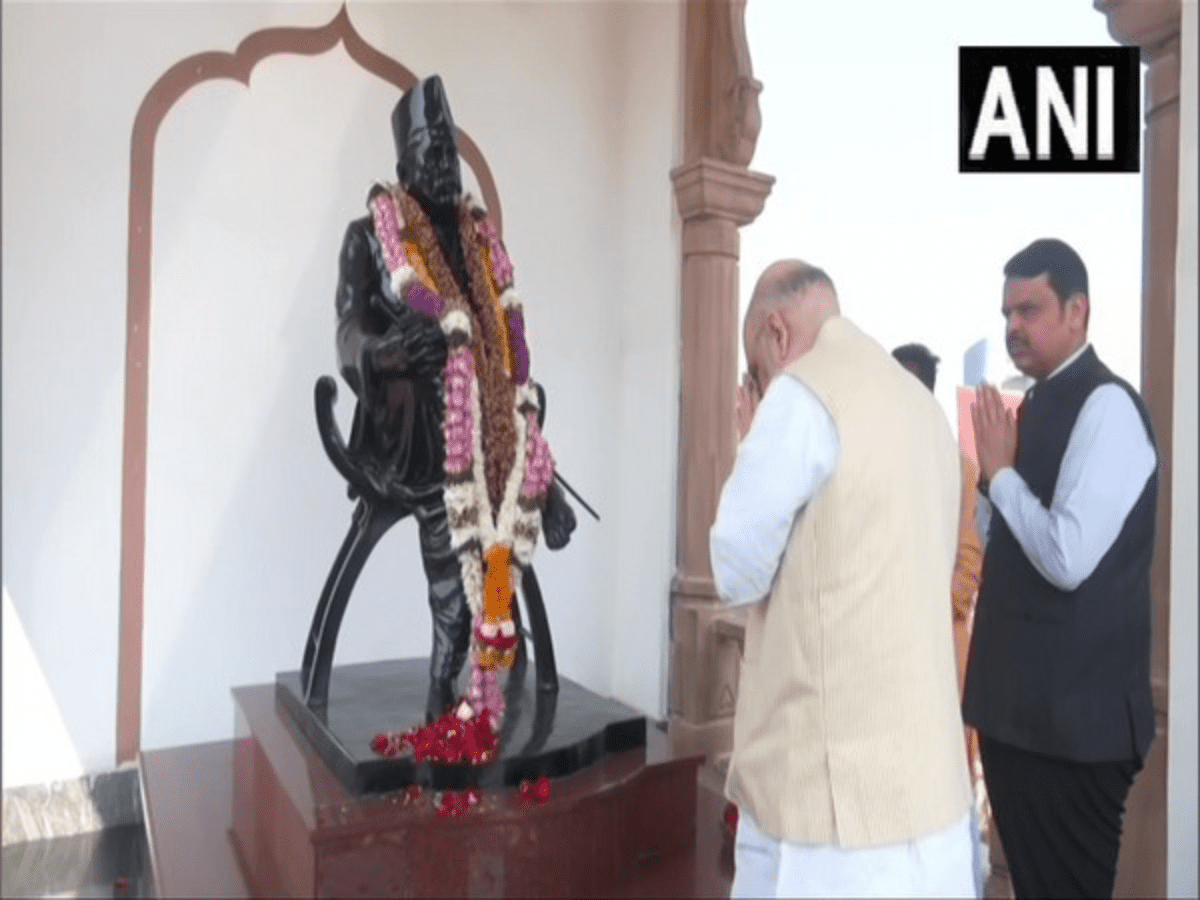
{"left": 667, "top": 0, "right": 773, "bottom": 768}
{"left": 1099, "top": 3, "right": 1182, "bottom": 897}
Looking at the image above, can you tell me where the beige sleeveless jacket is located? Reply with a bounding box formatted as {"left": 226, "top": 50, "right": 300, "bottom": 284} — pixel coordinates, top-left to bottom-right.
{"left": 725, "top": 317, "right": 972, "bottom": 848}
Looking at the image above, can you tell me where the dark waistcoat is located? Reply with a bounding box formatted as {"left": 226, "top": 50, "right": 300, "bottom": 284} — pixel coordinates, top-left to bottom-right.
{"left": 962, "top": 346, "right": 1157, "bottom": 762}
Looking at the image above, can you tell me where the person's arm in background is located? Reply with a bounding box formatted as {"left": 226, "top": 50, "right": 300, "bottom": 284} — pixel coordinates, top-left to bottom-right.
{"left": 953, "top": 453, "right": 983, "bottom": 694}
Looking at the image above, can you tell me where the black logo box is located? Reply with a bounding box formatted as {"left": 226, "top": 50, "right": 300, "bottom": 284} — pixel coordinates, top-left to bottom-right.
{"left": 959, "top": 46, "right": 1140, "bottom": 173}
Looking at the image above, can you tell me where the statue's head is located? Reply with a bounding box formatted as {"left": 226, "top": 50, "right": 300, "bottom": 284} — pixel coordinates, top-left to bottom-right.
{"left": 392, "top": 75, "right": 462, "bottom": 211}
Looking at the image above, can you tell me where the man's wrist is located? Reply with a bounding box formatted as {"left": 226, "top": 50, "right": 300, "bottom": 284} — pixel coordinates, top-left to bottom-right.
{"left": 986, "top": 467, "right": 1018, "bottom": 502}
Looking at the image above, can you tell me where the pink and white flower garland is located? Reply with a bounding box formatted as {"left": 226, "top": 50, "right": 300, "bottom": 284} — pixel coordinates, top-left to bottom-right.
{"left": 368, "top": 185, "right": 553, "bottom": 730}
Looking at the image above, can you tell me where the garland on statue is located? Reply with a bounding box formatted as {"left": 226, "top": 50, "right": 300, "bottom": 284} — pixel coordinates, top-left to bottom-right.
{"left": 366, "top": 184, "right": 555, "bottom": 760}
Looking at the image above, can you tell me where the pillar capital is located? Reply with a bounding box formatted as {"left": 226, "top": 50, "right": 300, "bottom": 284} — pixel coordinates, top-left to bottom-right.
{"left": 671, "top": 157, "right": 775, "bottom": 226}
{"left": 1095, "top": 0, "right": 1180, "bottom": 56}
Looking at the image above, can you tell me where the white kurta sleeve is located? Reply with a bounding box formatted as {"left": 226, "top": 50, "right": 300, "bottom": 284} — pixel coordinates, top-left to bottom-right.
{"left": 709, "top": 375, "right": 840, "bottom": 606}
{"left": 987, "top": 384, "right": 1157, "bottom": 591}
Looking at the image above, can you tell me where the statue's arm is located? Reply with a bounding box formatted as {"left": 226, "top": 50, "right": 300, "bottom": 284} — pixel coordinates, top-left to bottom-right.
{"left": 335, "top": 217, "right": 448, "bottom": 395}
{"left": 335, "top": 217, "right": 379, "bottom": 397}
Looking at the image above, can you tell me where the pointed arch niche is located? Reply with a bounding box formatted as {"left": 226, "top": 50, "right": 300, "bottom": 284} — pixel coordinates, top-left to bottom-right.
{"left": 117, "top": 5, "right": 503, "bottom": 763}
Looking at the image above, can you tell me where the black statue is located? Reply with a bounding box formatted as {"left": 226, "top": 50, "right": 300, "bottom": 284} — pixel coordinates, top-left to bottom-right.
{"left": 302, "top": 75, "right": 578, "bottom": 724}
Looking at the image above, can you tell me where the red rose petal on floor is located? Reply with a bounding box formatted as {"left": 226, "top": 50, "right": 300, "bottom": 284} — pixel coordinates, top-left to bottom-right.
{"left": 723, "top": 801, "right": 739, "bottom": 834}
{"left": 445, "top": 790, "right": 470, "bottom": 819}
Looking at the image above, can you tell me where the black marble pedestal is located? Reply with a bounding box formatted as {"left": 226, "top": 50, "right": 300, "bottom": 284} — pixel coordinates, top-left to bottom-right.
{"left": 276, "top": 658, "right": 646, "bottom": 796}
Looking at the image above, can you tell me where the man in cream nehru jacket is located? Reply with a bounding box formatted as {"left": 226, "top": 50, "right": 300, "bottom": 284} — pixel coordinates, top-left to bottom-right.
{"left": 710, "top": 260, "right": 975, "bottom": 898}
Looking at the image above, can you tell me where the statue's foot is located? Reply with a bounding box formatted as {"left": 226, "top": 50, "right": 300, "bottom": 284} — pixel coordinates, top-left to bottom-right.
{"left": 425, "top": 678, "right": 456, "bottom": 724}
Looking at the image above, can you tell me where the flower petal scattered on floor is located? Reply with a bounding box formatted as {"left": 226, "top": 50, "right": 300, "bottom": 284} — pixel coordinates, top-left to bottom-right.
{"left": 723, "top": 801, "right": 739, "bottom": 836}
{"left": 518, "top": 776, "right": 551, "bottom": 805}
{"left": 370, "top": 702, "right": 499, "bottom": 765}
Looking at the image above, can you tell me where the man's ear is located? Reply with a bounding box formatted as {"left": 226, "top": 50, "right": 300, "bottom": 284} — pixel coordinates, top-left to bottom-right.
{"left": 766, "top": 309, "right": 788, "bottom": 364}
{"left": 1066, "top": 292, "right": 1089, "bottom": 330}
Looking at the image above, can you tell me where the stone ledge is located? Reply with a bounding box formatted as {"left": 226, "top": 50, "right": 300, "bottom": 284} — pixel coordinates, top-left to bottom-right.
{"left": 698, "top": 751, "right": 731, "bottom": 797}
{"left": 2, "top": 765, "right": 142, "bottom": 846}
{"left": 713, "top": 610, "right": 746, "bottom": 646}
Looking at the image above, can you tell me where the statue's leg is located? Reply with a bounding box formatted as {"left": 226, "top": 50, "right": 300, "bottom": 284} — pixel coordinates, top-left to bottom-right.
{"left": 302, "top": 498, "right": 407, "bottom": 707}
{"left": 414, "top": 497, "right": 472, "bottom": 722}
{"left": 518, "top": 669, "right": 559, "bottom": 757}
{"left": 520, "top": 566, "right": 559, "bottom": 696}
{"left": 507, "top": 597, "right": 528, "bottom": 697}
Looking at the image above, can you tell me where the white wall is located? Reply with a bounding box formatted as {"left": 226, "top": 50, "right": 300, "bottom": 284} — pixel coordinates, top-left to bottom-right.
{"left": 2, "top": 588, "right": 85, "bottom": 787}
{"left": 740, "top": 0, "right": 1143, "bottom": 431}
{"left": 1168, "top": 2, "right": 1198, "bottom": 894}
{"left": 2, "top": 0, "right": 680, "bottom": 778}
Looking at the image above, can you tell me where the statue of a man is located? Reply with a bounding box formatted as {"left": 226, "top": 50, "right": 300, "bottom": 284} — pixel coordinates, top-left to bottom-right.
{"left": 334, "top": 75, "right": 573, "bottom": 726}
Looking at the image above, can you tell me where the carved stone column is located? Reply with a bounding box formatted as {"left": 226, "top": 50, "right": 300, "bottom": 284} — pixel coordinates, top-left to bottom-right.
{"left": 1098, "top": 3, "right": 1182, "bottom": 898}
{"left": 669, "top": 160, "right": 771, "bottom": 760}
{"left": 667, "top": 0, "right": 773, "bottom": 769}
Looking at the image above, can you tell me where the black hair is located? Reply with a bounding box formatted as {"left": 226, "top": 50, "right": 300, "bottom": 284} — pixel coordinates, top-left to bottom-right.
{"left": 1003, "top": 238, "right": 1089, "bottom": 315}
{"left": 892, "top": 343, "right": 939, "bottom": 391}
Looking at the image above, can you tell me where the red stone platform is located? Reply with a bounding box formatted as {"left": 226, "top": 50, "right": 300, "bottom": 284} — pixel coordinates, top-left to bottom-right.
{"left": 140, "top": 678, "right": 735, "bottom": 898}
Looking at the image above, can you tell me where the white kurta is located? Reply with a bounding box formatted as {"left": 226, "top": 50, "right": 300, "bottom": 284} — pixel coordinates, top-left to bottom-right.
{"left": 981, "top": 344, "right": 1157, "bottom": 586}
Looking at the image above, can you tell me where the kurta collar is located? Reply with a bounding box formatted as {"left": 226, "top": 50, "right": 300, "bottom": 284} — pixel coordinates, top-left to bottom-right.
{"left": 1040, "top": 341, "right": 1091, "bottom": 384}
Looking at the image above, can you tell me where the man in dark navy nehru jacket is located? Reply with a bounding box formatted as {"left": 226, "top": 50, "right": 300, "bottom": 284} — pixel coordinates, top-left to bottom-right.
{"left": 964, "top": 238, "right": 1157, "bottom": 900}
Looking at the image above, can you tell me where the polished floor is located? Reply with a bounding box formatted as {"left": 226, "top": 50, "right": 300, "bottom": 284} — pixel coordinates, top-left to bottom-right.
{"left": 1, "top": 823, "right": 153, "bottom": 899}
{"left": 0, "top": 794, "right": 986, "bottom": 899}
{"left": 0, "top": 747, "right": 987, "bottom": 900}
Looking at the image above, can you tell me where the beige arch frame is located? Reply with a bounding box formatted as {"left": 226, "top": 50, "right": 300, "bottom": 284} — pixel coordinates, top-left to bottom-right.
{"left": 117, "top": 4, "right": 504, "bottom": 763}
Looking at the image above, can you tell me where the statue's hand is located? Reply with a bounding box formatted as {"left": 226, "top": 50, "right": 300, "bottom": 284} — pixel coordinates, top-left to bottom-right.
{"left": 364, "top": 313, "right": 446, "bottom": 381}
{"left": 542, "top": 480, "right": 576, "bottom": 551}
{"left": 367, "top": 331, "right": 410, "bottom": 377}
